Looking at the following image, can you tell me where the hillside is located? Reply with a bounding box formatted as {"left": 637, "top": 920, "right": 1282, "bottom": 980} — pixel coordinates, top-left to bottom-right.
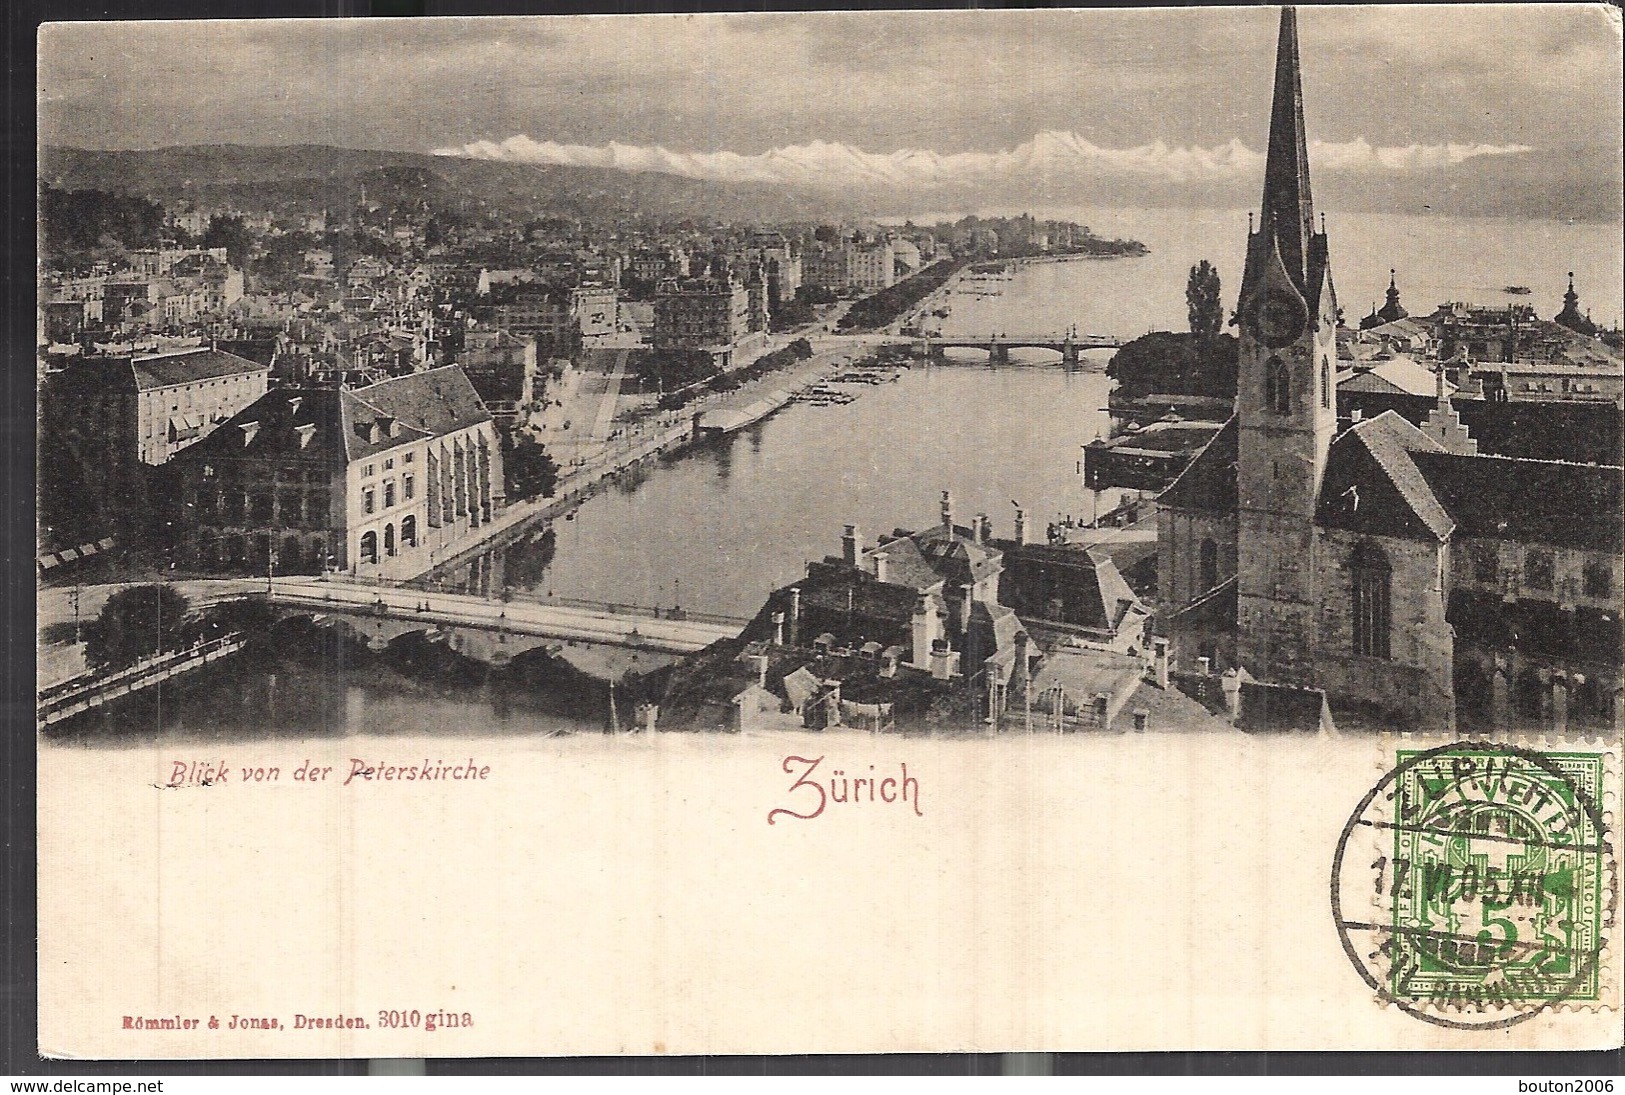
{"left": 38, "top": 144, "right": 858, "bottom": 225}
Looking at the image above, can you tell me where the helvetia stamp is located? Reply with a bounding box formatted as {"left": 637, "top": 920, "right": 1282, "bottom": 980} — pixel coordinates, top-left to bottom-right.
{"left": 1332, "top": 742, "right": 1614, "bottom": 1030}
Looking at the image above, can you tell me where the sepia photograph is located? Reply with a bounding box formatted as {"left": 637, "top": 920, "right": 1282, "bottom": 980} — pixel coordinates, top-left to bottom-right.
{"left": 31, "top": 3, "right": 1625, "bottom": 1060}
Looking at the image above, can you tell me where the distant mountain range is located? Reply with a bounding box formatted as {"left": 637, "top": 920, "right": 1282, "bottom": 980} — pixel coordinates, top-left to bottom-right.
{"left": 38, "top": 144, "right": 858, "bottom": 225}
{"left": 39, "top": 140, "right": 1624, "bottom": 225}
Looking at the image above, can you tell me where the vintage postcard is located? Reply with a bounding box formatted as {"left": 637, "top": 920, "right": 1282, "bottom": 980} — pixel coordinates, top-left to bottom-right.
{"left": 35, "top": 5, "right": 1623, "bottom": 1057}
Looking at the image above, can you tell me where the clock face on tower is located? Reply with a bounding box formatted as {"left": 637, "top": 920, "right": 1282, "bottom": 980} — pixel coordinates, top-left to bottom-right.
{"left": 1251, "top": 289, "right": 1308, "bottom": 348}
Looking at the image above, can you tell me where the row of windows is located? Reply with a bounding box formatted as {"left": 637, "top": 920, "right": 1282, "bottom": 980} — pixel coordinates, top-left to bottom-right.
{"left": 1468, "top": 543, "right": 1613, "bottom": 598}
{"left": 361, "top": 475, "right": 415, "bottom": 515}
{"left": 198, "top": 489, "right": 330, "bottom": 526}
{"left": 360, "top": 452, "right": 414, "bottom": 479}
{"left": 200, "top": 464, "right": 327, "bottom": 486}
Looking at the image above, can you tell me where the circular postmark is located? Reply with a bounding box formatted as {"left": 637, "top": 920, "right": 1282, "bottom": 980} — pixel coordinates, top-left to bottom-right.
{"left": 1332, "top": 741, "right": 1614, "bottom": 1030}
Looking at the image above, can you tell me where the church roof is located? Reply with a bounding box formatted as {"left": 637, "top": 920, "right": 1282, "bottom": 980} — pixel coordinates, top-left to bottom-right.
{"left": 1410, "top": 450, "right": 1622, "bottom": 553}
{"left": 1316, "top": 412, "right": 1454, "bottom": 541}
{"left": 1156, "top": 416, "right": 1237, "bottom": 514}
{"left": 1315, "top": 409, "right": 1622, "bottom": 552}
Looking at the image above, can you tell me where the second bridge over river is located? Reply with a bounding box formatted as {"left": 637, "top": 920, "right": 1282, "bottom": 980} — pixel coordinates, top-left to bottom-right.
{"left": 916, "top": 332, "right": 1124, "bottom": 365}
{"left": 262, "top": 578, "right": 747, "bottom": 657}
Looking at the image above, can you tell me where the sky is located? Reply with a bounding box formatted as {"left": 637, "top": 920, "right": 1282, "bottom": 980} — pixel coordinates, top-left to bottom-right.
{"left": 37, "top": 6, "right": 1625, "bottom": 211}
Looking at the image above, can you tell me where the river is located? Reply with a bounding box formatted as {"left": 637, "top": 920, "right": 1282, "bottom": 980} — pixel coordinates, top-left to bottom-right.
{"left": 51, "top": 207, "right": 1622, "bottom": 740}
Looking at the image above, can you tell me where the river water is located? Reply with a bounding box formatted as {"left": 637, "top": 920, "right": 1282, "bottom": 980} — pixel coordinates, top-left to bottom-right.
{"left": 481, "top": 206, "right": 1620, "bottom": 619}
{"left": 54, "top": 208, "right": 1622, "bottom": 740}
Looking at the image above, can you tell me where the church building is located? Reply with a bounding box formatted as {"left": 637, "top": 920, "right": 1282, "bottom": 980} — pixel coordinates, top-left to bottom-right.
{"left": 1155, "top": 8, "right": 1622, "bottom": 733}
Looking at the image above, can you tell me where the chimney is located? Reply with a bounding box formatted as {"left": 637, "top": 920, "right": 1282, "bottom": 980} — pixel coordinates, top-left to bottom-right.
{"left": 842, "top": 524, "right": 860, "bottom": 567}
{"left": 1014, "top": 630, "right": 1030, "bottom": 686}
{"left": 788, "top": 586, "right": 801, "bottom": 647}
{"left": 772, "top": 610, "right": 785, "bottom": 646}
{"left": 940, "top": 489, "right": 953, "bottom": 530}
{"left": 1013, "top": 504, "right": 1027, "bottom": 546}
{"left": 976, "top": 513, "right": 991, "bottom": 544}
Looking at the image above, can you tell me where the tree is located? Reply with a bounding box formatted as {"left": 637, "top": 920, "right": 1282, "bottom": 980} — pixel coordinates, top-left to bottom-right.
{"left": 83, "top": 585, "right": 194, "bottom": 672}
{"left": 1186, "top": 260, "right": 1224, "bottom": 342}
{"left": 41, "top": 187, "right": 164, "bottom": 266}
{"left": 503, "top": 433, "right": 559, "bottom": 502}
{"left": 201, "top": 214, "right": 253, "bottom": 267}
{"left": 1107, "top": 331, "right": 1239, "bottom": 401}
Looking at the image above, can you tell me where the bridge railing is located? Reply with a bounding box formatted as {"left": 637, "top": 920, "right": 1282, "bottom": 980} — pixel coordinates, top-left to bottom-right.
{"left": 39, "top": 633, "right": 246, "bottom": 706}
{"left": 330, "top": 575, "right": 753, "bottom": 631}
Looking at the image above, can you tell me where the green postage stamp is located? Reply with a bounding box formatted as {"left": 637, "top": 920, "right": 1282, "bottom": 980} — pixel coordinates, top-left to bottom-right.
{"left": 1335, "top": 743, "right": 1615, "bottom": 1030}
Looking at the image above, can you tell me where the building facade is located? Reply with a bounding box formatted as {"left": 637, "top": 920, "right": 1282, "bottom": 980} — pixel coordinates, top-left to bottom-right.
{"left": 653, "top": 278, "right": 750, "bottom": 351}
{"left": 172, "top": 366, "right": 504, "bottom": 577}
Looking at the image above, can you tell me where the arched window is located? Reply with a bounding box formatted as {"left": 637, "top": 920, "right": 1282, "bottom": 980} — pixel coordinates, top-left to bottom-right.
{"left": 1265, "top": 357, "right": 1290, "bottom": 415}
{"left": 1321, "top": 356, "right": 1332, "bottom": 408}
{"left": 401, "top": 515, "right": 417, "bottom": 548}
{"left": 384, "top": 523, "right": 396, "bottom": 557}
{"left": 1352, "top": 541, "right": 1392, "bottom": 659}
{"left": 360, "top": 530, "right": 378, "bottom": 565}
{"left": 1199, "top": 537, "right": 1219, "bottom": 592}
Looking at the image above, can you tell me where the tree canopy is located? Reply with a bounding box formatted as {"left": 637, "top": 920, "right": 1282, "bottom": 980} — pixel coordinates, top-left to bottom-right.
{"left": 1186, "top": 260, "right": 1224, "bottom": 342}
{"left": 41, "top": 187, "right": 164, "bottom": 265}
{"left": 83, "top": 585, "right": 194, "bottom": 671}
{"left": 503, "top": 433, "right": 560, "bottom": 502}
{"left": 1107, "top": 331, "right": 1238, "bottom": 401}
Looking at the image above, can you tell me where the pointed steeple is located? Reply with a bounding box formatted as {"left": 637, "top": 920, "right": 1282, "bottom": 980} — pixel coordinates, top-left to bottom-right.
{"left": 1376, "top": 268, "right": 1408, "bottom": 324}
{"left": 1260, "top": 7, "right": 1316, "bottom": 290}
{"left": 1555, "top": 270, "right": 1594, "bottom": 334}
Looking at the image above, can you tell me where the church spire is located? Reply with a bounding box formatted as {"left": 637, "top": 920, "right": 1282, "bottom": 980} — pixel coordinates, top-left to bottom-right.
{"left": 1259, "top": 7, "right": 1316, "bottom": 291}
{"left": 1556, "top": 270, "right": 1593, "bottom": 334}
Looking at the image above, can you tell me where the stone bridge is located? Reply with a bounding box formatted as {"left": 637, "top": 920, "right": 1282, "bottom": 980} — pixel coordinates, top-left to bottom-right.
{"left": 260, "top": 578, "right": 745, "bottom": 661}
{"left": 917, "top": 332, "right": 1124, "bottom": 366}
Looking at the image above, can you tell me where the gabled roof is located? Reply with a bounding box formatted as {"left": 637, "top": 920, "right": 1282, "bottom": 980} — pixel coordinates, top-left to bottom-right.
{"left": 1314, "top": 409, "right": 1622, "bottom": 551}
{"left": 1339, "top": 356, "right": 1451, "bottom": 399}
{"left": 174, "top": 387, "right": 350, "bottom": 466}
{"left": 340, "top": 366, "right": 492, "bottom": 461}
{"left": 1156, "top": 416, "right": 1237, "bottom": 514}
{"left": 867, "top": 536, "right": 947, "bottom": 592}
{"left": 1316, "top": 412, "right": 1454, "bottom": 542}
{"left": 912, "top": 523, "right": 1003, "bottom": 585}
{"left": 173, "top": 366, "right": 492, "bottom": 466}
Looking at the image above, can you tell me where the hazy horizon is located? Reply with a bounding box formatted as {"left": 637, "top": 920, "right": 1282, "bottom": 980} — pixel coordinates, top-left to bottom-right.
{"left": 38, "top": 7, "right": 1623, "bottom": 221}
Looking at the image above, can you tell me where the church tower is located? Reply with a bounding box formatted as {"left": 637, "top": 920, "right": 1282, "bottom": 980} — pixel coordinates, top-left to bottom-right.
{"left": 1233, "top": 7, "right": 1339, "bottom": 685}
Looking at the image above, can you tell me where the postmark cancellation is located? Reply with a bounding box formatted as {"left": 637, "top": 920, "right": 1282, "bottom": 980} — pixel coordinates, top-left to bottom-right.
{"left": 1334, "top": 741, "right": 1619, "bottom": 1030}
